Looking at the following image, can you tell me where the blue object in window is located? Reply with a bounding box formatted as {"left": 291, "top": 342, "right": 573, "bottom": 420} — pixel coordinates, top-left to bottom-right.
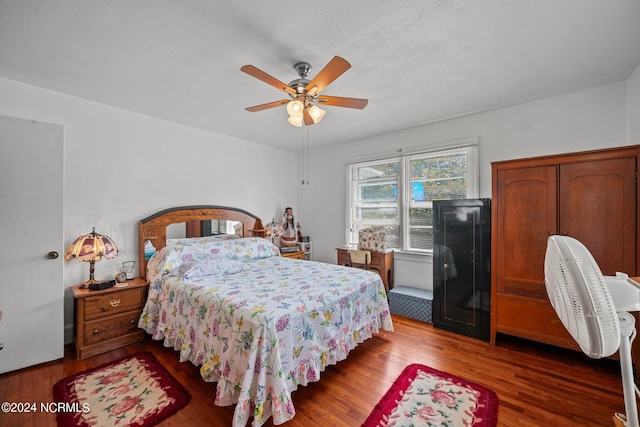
{"left": 412, "top": 182, "right": 425, "bottom": 202}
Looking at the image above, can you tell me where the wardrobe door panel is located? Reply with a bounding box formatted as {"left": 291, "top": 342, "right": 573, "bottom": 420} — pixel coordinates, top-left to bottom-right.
{"left": 496, "top": 166, "right": 557, "bottom": 300}
{"left": 559, "top": 157, "right": 636, "bottom": 276}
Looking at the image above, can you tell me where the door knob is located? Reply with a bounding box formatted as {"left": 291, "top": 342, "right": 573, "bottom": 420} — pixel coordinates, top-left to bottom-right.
{"left": 47, "top": 251, "right": 59, "bottom": 259}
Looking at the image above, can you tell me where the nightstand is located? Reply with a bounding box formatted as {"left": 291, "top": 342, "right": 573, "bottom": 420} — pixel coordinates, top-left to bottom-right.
{"left": 300, "top": 241, "right": 312, "bottom": 260}
{"left": 281, "top": 250, "right": 305, "bottom": 260}
{"left": 71, "top": 278, "right": 148, "bottom": 360}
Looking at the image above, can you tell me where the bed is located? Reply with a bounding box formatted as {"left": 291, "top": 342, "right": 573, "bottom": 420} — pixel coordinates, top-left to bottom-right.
{"left": 137, "top": 206, "right": 393, "bottom": 426}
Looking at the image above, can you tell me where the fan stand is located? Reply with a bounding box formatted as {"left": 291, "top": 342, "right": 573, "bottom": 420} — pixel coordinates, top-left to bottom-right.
{"left": 618, "top": 312, "right": 639, "bottom": 427}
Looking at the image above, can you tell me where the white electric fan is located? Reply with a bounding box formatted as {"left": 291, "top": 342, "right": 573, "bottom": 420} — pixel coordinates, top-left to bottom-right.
{"left": 545, "top": 235, "right": 640, "bottom": 427}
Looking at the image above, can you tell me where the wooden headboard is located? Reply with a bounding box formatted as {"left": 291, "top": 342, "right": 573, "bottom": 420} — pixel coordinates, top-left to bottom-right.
{"left": 138, "top": 205, "right": 265, "bottom": 279}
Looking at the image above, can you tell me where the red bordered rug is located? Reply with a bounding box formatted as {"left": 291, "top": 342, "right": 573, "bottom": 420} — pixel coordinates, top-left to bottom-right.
{"left": 53, "top": 352, "right": 191, "bottom": 427}
{"left": 362, "top": 364, "right": 499, "bottom": 427}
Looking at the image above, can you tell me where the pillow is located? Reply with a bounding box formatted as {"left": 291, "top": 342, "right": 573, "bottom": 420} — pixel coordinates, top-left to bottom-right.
{"left": 217, "top": 233, "right": 241, "bottom": 241}
{"left": 167, "top": 234, "right": 239, "bottom": 247}
{"left": 358, "top": 226, "right": 388, "bottom": 251}
{"left": 146, "top": 237, "right": 280, "bottom": 283}
{"left": 183, "top": 258, "right": 249, "bottom": 279}
{"left": 223, "top": 237, "right": 281, "bottom": 260}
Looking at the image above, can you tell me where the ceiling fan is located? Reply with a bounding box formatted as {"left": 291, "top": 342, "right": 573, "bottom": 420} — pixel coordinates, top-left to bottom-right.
{"left": 241, "top": 56, "right": 368, "bottom": 127}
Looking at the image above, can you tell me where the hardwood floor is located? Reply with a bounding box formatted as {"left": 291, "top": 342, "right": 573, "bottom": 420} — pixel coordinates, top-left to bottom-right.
{"left": 0, "top": 315, "right": 626, "bottom": 426}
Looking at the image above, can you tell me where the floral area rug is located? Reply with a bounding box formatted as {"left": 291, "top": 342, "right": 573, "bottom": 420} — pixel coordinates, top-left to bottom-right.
{"left": 53, "top": 352, "right": 191, "bottom": 427}
{"left": 362, "top": 364, "right": 499, "bottom": 427}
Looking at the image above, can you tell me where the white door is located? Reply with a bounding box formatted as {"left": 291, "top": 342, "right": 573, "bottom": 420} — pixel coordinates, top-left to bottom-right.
{"left": 0, "top": 115, "right": 64, "bottom": 373}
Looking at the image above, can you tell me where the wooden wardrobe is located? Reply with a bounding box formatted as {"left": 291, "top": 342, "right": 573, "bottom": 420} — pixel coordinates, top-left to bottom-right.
{"left": 491, "top": 145, "right": 639, "bottom": 350}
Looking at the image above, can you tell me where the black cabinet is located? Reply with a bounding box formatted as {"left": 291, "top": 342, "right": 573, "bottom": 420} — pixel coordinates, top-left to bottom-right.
{"left": 433, "top": 199, "right": 491, "bottom": 341}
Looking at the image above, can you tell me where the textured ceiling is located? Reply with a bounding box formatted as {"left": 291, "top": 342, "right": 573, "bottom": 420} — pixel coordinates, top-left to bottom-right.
{"left": 1, "top": 1, "right": 639, "bottom": 152}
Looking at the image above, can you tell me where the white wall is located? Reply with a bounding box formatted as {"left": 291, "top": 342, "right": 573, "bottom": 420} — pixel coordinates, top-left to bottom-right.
{"left": 0, "top": 77, "right": 298, "bottom": 344}
{"left": 628, "top": 63, "right": 640, "bottom": 145}
{"left": 299, "top": 81, "right": 629, "bottom": 290}
{"left": 1, "top": 72, "right": 636, "bottom": 343}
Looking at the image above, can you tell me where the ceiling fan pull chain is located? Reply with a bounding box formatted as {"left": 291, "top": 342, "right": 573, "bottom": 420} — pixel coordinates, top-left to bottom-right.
{"left": 306, "top": 125, "right": 310, "bottom": 185}
{"left": 301, "top": 125, "right": 309, "bottom": 185}
{"left": 301, "top": 124, "right": 305, "bottom": 185}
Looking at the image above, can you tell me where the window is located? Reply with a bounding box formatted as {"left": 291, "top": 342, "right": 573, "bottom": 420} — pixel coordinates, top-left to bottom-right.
{"left": 350, "top": 159, "right": 401, "bottom": 248}
{"left": 346, "top": 142, "right": 478, "bottom": 253}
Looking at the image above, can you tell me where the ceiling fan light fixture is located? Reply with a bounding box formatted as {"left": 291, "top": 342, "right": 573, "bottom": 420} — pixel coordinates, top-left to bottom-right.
{"left": 288, "top": 114, "right": 303, "bottom": 127}
{"left": 308, "top": 105, "right": 325, "bottom": 124}
{"left": 286, "top": 100, "right": 304, "bottom": 117}
{"left": 241, "top": 56, "right": 368, "bottom": 127}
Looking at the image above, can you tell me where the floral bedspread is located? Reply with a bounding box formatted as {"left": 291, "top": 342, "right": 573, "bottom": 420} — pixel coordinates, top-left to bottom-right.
{"left": 139, "top": 237, "right": 393, "bottom": 427}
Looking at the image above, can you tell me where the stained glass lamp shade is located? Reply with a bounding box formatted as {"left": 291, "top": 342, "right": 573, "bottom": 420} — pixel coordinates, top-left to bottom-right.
{"left": 65, "top": 228, "right": 118, "bottom": 287}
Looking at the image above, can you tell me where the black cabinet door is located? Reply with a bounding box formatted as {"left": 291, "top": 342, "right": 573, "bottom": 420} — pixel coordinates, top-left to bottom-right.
{"left": 433, "top": 199, "right": 491, "bottom": 341}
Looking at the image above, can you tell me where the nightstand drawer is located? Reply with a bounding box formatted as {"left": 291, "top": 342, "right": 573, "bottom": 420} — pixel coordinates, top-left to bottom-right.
{"left": 84, "top": 287, "right": 146, "bottom": 320}
{"left": 281, "top": 250, "right": 305, "bottom": 259}
{"left": 83, "top": 310, "right": 143, "bottom": 345}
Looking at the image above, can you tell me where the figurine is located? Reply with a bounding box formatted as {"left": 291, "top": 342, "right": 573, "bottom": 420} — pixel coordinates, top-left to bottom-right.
{"left": 280, "top": 207, "right": 302, "bottom": 247}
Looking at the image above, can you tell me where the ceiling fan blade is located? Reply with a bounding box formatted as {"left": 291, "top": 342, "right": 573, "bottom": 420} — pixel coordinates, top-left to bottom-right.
{"left": 245, "top": 99, "right": 289, "bottom": 112}
{"left": 305, "top": 56, "right": 351, "bottom": 95}
{"left": 241, "top": 65, "right": 296, "bottom": 95}
{"left": 316, "top": 95, "right": 368, "bottom": 109}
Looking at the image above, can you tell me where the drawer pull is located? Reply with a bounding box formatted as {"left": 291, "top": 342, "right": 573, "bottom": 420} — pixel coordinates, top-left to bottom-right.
{"left": 93, "top": 329, "right": 99, "bottom": 334}
{"left": 110, "top": 299, "right": 121, "bottom": 307}
{"left": 130, "top": 319, "right": 135, "bottom": 324}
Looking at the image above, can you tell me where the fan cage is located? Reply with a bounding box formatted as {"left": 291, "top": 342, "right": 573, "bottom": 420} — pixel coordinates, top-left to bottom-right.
{"left": 544, "top": 236, "right": 620, "bottom": 358}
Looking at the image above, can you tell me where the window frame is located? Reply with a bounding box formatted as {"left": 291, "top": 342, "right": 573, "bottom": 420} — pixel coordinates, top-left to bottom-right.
{"left": 348, "top": 158, "right": 401, "bottom": 249}
{"left": 345, "top": 139, "right": 479, "bottom": 254}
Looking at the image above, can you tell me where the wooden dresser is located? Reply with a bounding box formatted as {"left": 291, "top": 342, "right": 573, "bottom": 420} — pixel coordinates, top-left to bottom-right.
{"left": 336, "top": 248, "right": 394, "bottom": 291}
{"left": 72, "top": 278, "right": 148, "bottom": 359}
{"left": 491, "top": 145, "right": 640, "bottom": 349}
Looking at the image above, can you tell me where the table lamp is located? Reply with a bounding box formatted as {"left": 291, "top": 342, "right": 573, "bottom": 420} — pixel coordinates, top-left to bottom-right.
{"left": 65, "top": 227, "right": 118, "bottom": 288}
